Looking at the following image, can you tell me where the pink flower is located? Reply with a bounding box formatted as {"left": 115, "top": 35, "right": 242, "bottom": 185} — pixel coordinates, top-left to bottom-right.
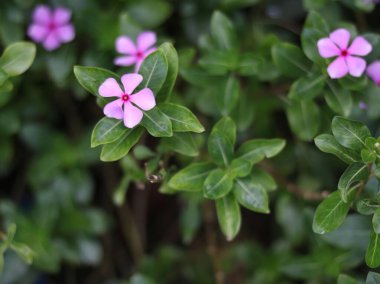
{"left": 114, "top": 32, "right": 157, "bottom": 72}
{"left": 317, "top": 29, "right": 372, "bottom": 79}
{"left": 98, "top": 74, "right": 156, "bottom": 128}
{"left": 27, "top": 5, "right": 75, "bottom": 51}
{"left": 367, "top": 61, "right": 380, "bottom": 86}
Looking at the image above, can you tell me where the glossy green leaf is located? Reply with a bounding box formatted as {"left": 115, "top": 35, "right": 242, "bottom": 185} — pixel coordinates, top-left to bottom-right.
{"left": 0, "top": 41, "right": 36, "bottom": 76}
{"left": 332, "top": 116, "right": 371, "bottom": 151}
{"left": 157, "top": 43, "right": 178, "bottom": 101}
{"left": 100, "top": 127, "right": 143, "bottom": 162}
{"left": 199, "top": 50, "right": 237, "bottom": 75}
{"left": 301, "top": 11, "right": 330, "bottom": 64}
{"left": 160, "top": 132, "right": 199, "bottom": 157}
{"left": 366, "top": 271, "right": 380, "bottom": 284}
{"left": 286, "top": 100, "right": 320, "bottom": 141}
{"left": 338, "top": 162, "right": 369, "bottom": 202}
{"left": 140, "top": 107, "right": 173, "bottom": 137}
{"left": 366, "top": 232, "right": 380, "bottom": 268}
{"left": 234, "top": 177, "right": 269, "bottom": 213}
{"left": 73, "top": 66, "right": 119, "bottom": 97}
{"left": 10, "top": 242, "right": 34, "bottom": 264}
{"left": 137, "top": 49, "right": 168, "bottom": 94}
{"left": 216, "top": 194, "right": 241, "bottom": 241}
{"left": 228, "top": 158, "right": 252, "bottom": 178}
{"left": 313, "top": 190, "right": 354, "bottom": 234}
{"left": 91, "top": 117, "right": 127, "bottom": 148}
{"left": 216, "top": 74, "right": 240, "bottom": 115}
{"left": 236, "top": 138, "right": 286, "bottom": 164}
{"left": 324, "top": 81, "right": 353, "bottom": 117}
{"left": 169, "top": 162, "right": 215, "bottom": 191}
{"left": 288, "top": 74, "right": 325, "bottom": 101}
{"left": 210, "top": 11, "right": 237, "bottom": 51}
{"left": 373, "top": 207, "right": 380, "bottom": 234}
{"left": 251, "top": 167, "right": 277, "bottom": 191}
{"left": 204, "top": 168, "right": 234, "bottom": 199}
{"left": 314, "top": 134, "right": 360, "bottom": 164}
{"left": 0, "top": 68, "right": 8, "bottom": 86}
{"left": 271, "top": 43, "right": 311, "bottom": 78}
{"left": 159, "top": 103, "right": 204, "bottom": 133}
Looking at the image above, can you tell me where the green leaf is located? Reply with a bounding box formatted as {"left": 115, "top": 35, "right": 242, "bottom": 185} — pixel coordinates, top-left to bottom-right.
{"left": 140, "top": 107, "right": 173, "bottom": 137}
{"left": 373, "top": 207, "right": 380, "bottom": 234}
{"left": 362, "top": 149, "right": 377, "bottom": 164}
{"left": 73, "top": 66, "right": 119, "bottom": 97}
{"left": 100, "top": 127, "right": 144, "bottom": 162}
{"left": 337, "top": 274, "right": 359, "bottom": 284}
{"left": 332, "top": 116, "right": 371, "bottom": 151}
{"left": 0, "top": 68, "right": 8, "bottom": 86}
{"left": 234, "top": 177, "right": 269, "bottom": 213}
{"left": 366, "top": 232, "right": 380, "bottom": 268}
{"left": 137, "top": 49, "right": 168, "bottom": 94}
{"left": 301, "top": 11, "right": 330, "bottom": 64}
{"left": 271, "top": 43, "right": 311, "bottom": 78}
{"left": 180, "top": 199, "right": 201, "bottom": 244}
{"left": 169, "top": 162, "right": 215, "bottom": 191}
{"left": 228, "top": 158, "right": 252, "bottom": 178}
{"left": 157, "top": 43, "right": 178, "bottom": 102}
{"left": 160, "top": 132, "right": 199, "bottom": 157}
{"left": 236, "top": 138, "right": 286, "bottom": 164}
{"left": 215, "top": 194, "right": 241, "bottom": 241}
{"left": 366, "top": 271, "right": 380, "bottom": 284}
{"left": 210, "top": 11, "right": 237, "bottom": 51}
{"left": 199, "top": 50, "right": 237, "bottom": 75}
{"left": 312, "top": 190, "right": 354, "bottom": 234}
{"left": 159, "top": 103, "right": 204, "bottom": 133}
{"left": 91, "top": 117, "right": 127, "bottom": 148}
{"left": 338, "top": 162, "right": 369, "bottom": 202}
{"left": 216, "top": 74, "right": 240, "bottom": 115}
{"left": 10, "top": 242, "right": 34, "bottom": 264}
{"left": 324, "top": 81, "right": 353, "bottom": 117}
{"left": 288, "top": 74, "right": 325, "bottom": 101}
{"left": 314, "top": 134, "right": 361, "bottom": 164}
{"left": 251, "top": 167, "right": 277, "bottom": 191}
{"left": 286, "top": 100, "right": 320, "bottom": 141}
{"left": 339, "top": 75, "right": 368, "bottom": 91}
{"left": 357, "top": 199, "right": 379, "bottom": 215}
{"left": 204, "top": 168, "right": 234, "bottom": 199}
{"left": 0, "top": 42, "right": 36, "bottom": 76}
{"left": 208, "top": 117, "right": 236, "bottom": 167}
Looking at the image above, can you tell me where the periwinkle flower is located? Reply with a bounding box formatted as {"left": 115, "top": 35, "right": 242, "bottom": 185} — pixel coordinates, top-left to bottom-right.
{"left": 317, "top": 29, "right": 372, "bottom": 79}
{"left": 28, "top": 5, "right": 75, "bottom": 51}
{"left": 98, "top": 74, "right": 156, "bottom": 128}
{"left": 367, "top": 61, "right": 380, "bottom": 86}
{"left": 114, "top": 32, "right": 157, "bottom": 72}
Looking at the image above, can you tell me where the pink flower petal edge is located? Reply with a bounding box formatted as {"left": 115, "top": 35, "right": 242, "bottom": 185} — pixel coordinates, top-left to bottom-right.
{"left": 98, "top": 73, "right": 156, "bottom": 128}
{"left": 367, "top": 61, "right": 380, "bottom": 86}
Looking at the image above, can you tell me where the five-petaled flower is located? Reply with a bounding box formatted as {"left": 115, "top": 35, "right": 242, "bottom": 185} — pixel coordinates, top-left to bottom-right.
{"left": 114, "top": 32, "right": 157, "bottom": 72}
{"left": 317, "top": 28, "right": 372, "bottom": 79}
{"left": 367, "top": 61, "right": 380, "bottom": 86}
{"left": 99, "top": 74, "right": 156, "bottom": 128}
{"left": 28, "top": 5, "right": 75, "bottom": 51}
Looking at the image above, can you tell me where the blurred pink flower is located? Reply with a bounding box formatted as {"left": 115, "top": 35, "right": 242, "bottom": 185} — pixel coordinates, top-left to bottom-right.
{"left": 317, "top": 28, "right": 372, "bottom": 79}
{"left": 28, "top": 5, "right": 75, "bottom": 51}
{"left": 367, "top": 61, "right": 380, "bottom": 86}
{"left": 114, "top": 32, "right": 157, "bottom": 72}
{"left": 98, "top": 74, "right": 156, "bottom": 128}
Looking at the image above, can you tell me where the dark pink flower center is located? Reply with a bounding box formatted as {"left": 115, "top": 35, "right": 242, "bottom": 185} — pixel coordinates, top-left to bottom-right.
{"left": 47, "top": 21, "right": 57, "bottom": 31}
{"left": 121, "top": 94, "right": 130, "bottom": 102}
{"left": 340, "top": 49, "right": 349, "bottom": 57}
{"left": 136, "top": 51, "right": 144, "bottom": 59}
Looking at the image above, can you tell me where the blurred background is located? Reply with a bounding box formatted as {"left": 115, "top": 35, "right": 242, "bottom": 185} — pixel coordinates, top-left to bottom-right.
{"left": 1, "top": 0, "right": 380, "bottom": 283}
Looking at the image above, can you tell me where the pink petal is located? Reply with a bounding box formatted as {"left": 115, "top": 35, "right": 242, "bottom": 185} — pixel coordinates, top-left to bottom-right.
{"left": 104, "top": 100, "right": 124, "bottom": 120}
{"left": 327, "top": 57, "right": 349, "bottom": 79}
{"left": 55, "top": 24, "right": 75, "bottom": 43}
{"left": 144, "top": 47, "right": 157, "bottom": 57}
{"left": 32, "top": 5, "right": 52, "bottom": 25}
{"left": 130, "top": 88, "right": 156, "bottom": 111}
{"left": 317, "top": 38, "right": 341, "bottom": 58}
{"left": 42, "top": 33, "right": 61, "bottom": 51}
{"left": 121, "top": 73, "right": 143, "bottom": 94}
{"left": 53, "top": 7, "right": 72, "bottom": 25}
{"left": 27, "top": 24, "right": 48, "bottom": 42}
{"left": 329, "top": 28, "right": 350, "bottom": 50}
{"left": 115, "top": 36, "right": 136, "bottom": 55}
{"left": 123, "top": 101, "right": 143, "bottom": 128}
{"left": 114, "top": 56, "right": 137, "bottom": 66}
{"left": 348, "top": 36, "right": 372, "bottom": 56}
{"left": 135, "top": 59, "right": 143, "bottom": 72}
{"left": 367, "top": 61, "right": 380, "bottom": 84}
{"left": 346, "top": 56, "right": 366, "bottom": 77}
{"left": 98, "top": 78, "right": 123, "bottom": 98}
{"left": 137, "top": 31, "right": 156, "bottom": 52}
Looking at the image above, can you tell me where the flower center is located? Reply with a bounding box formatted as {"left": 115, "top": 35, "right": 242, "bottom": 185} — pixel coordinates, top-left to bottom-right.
{"left": 341, "top": 49, "right": 348, "bottom": 57}
{"left": 121, "top": 94, "right": 130, "bottom": 102}
{"left": 48, "top": 21, "right": 56, "bottom": 31}
{"left": 136, "top": 51, "right": 143, "bottom": 59}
